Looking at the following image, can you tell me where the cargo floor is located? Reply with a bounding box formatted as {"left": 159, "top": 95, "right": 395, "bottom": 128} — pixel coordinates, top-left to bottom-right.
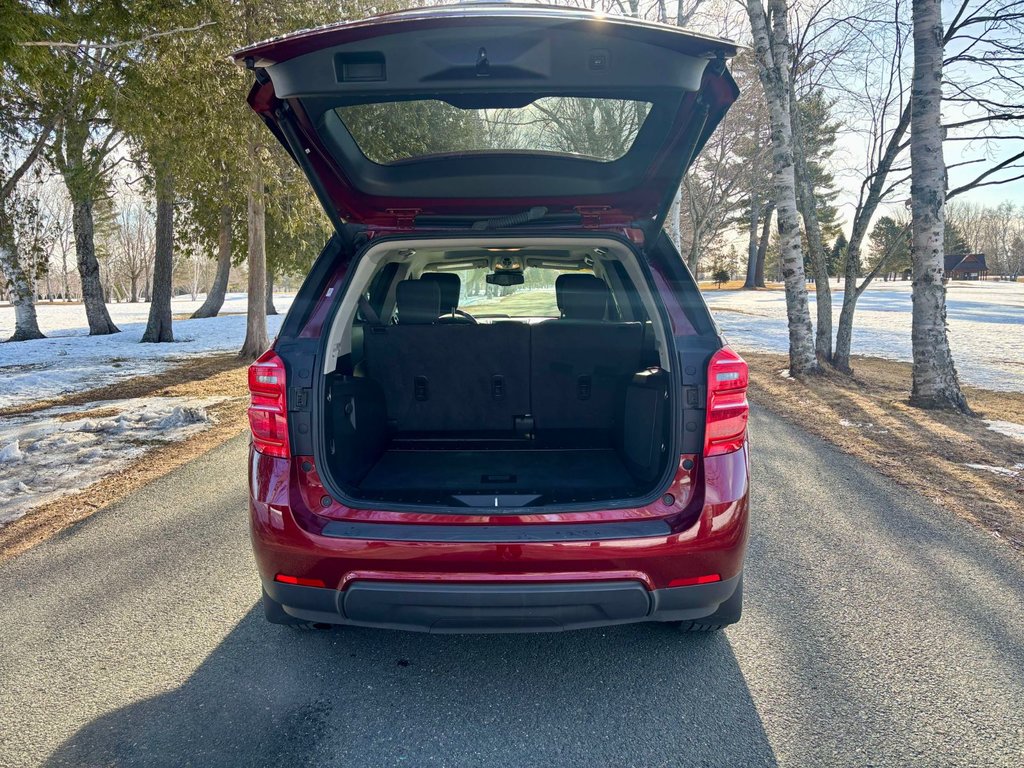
{"left": 358, "top": 448, "right": 637, "bottom": 496}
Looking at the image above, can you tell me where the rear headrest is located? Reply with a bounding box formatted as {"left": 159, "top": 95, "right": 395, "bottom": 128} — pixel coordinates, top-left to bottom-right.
{"left": 555, "top": 274, "right": 610, "bottom": 320}
{"left": 420, "top": 272, "right": 461, "bottom": 315}
{"left": 395, "top": 280, "right": 440, "bottom": 324}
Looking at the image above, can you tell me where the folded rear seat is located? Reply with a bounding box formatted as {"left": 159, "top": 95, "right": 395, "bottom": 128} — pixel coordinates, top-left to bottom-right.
{"left": 530, "top": 274, "right": 643, "bottom": 434}
{"left": 364, "top": 280, "right": 530, "bottom": 434}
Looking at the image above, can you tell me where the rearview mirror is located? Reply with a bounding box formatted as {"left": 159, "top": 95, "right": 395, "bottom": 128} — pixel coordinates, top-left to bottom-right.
{"left": 486, "top": 272, "right": 525, "bottom": 287}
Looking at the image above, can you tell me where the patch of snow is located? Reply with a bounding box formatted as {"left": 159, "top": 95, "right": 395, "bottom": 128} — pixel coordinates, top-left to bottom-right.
{"left": 706, "top": 280, "right": 1024, "bottom": 392}
{"left": 779, "top": 368, "right": 792, "bottom": 379}
{"left": 0, "top": 441, "right": 22, "bottom": 463}
{"left": 984, "top": 420, "right": 1024, "bottom": 443}
{"left": 836, "top": 418, "right": 889, "bottom": 434}
{"left": 964, "top": 463, "right": 1022, "bottom": 477}
{"left": 0, "top": 396, "right": 226, "bottom": 527}
{"left": 0, "top": 294, "right": 293, "bottom": 409}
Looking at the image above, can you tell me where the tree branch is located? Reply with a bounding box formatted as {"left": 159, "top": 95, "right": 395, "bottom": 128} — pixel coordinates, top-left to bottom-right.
{"left": 1, "top": 112, "right": 61, "bottom": 203}
{"left": 21, "top": 22, "right": 216, "bottom": 50}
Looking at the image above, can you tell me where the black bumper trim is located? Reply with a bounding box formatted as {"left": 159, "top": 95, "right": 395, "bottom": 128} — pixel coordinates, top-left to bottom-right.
{"left": 318, "top": 519, "right": 672, "bottom": 543}
{"left": 263, "top": 574, "right": 741, "bottom": 633}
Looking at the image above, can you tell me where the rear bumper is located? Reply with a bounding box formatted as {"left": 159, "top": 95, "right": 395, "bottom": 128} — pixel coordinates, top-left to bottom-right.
{"left": 264, "top": 573, "right": 742, "bottom": 633}
{"left": 249, "top": 445, "right": 750, "bottom": 632}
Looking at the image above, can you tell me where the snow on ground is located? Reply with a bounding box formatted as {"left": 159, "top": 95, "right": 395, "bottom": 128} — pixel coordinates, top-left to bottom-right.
{"left": 964, "top": 462, "right": 1024, "bottom": 478}
{"left": 0, "top": 293, "right": 293, "bottom": 409}
{"left": 705, "top": 280, "right": 1024, "bottom": 392}
{"left": 985, "top": 420, "right": 1024, "bottom": 442}
{"left": 0, "top": 396, "right": 226, "bottom": 526}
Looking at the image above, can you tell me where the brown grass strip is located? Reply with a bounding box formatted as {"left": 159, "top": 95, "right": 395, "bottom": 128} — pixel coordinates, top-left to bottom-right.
{"left": 745, "top": 352, "right": 1024, "bottom": 552}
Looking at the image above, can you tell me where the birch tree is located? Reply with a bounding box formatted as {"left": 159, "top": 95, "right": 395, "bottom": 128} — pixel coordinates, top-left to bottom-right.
{"left": 1, "top": 3, "right": 60, "bottom": 341}
{"left": 745, "top": 0, "right": 818, "bottom": 375}
{"left": 908, "top": 0, "right": 970, "bottom": 412}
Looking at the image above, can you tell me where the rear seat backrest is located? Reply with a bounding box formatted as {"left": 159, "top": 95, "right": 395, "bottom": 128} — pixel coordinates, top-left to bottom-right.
{"left": 419, "top": 272, "right": 474, "bottom": 324}
{"left": 364, "top": 277, "right": 644, "bottom": 437}
{"left": 365, "top": 281, "right": 530, "bottom": 433}
{"left": 531, "top": 275, "right": 643, "bottom": 433}
{"left": 395, "top": 279, "right": 441, "bottom": 324}
{"left": 555, "top": 274, "right": 611, "bottom": 320}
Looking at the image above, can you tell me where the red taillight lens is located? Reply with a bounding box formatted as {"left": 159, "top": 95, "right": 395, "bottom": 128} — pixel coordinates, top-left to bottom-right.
{"left": 248, "top": 349, "right": 290, "bottom": 458}
{"left": 274, "top": 573, "right": 326, "bottom": 588}
{"left": 668, "top": 574, "right": 722, "bottom": 587}
{"left": 705, "top": 346, "right": 749, "bottom": 457}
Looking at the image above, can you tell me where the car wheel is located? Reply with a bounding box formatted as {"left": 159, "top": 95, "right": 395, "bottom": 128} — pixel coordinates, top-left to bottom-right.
{"left": 674, "top": 575, "right": 743, "bottom": 633}
{"left": 262, "top": 588, "right": 335, "bottom": 631}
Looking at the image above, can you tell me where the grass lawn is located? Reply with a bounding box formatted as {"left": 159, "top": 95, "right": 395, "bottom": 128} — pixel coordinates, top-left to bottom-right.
{"left": 466, "top": 290, "right": 560, "bottom": 317}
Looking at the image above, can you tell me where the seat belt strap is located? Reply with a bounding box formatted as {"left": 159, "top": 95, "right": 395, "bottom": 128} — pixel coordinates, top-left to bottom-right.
{"left": 358, "top": 295, "right": 382, "bottom": 325}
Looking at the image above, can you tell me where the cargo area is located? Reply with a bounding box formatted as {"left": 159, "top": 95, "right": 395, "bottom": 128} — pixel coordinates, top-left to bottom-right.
{"left": 314, "top": 237, "right": 681, "bottom": 510}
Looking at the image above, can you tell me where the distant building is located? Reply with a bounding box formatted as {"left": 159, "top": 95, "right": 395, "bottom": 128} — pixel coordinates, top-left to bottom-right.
{"left": 944, "top": 253, "right": 988, "bottom": 280}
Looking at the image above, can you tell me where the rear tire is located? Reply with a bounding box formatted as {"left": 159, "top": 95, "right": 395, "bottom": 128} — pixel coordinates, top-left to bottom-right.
{"left": 673, "top": 575, "right": 743, "bottom": 633}
{"left": 262, "top": 589, "right": 335, "bottom": 631}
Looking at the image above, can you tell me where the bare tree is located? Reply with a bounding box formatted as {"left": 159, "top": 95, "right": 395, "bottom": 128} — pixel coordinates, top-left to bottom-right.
{"left": 826, "top": 0, "right": 1024, "bottom": 371}
{"left": 909, "top": 0, "right": 970, "bottom": 412}
{"left": 745, "top": 0, "right": 818, "bottom": 374}
{"left": 754, "top": 202, "right": 774, "bottom": 287}
{"left": 0, "top": 98, "right": 59, "bottom": 340}
{"left": 0, "top": 198, "right": 46, "bottom": 341}
{"left": 39, "top": 179, "right": 77, "bottom": 301}
{"left": 114, "top": 195, "right": 154, "bottom": 303}
{"left": 779, "top": 27, "right": 833, "bottom": 361}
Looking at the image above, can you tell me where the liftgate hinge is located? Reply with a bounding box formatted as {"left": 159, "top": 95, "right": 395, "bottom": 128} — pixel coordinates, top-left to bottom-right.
{"left": 385, "top": 208, "right": 421, "bottom": 229}
{"left": 574, "top": 205, "right": 611, "bottom": 228}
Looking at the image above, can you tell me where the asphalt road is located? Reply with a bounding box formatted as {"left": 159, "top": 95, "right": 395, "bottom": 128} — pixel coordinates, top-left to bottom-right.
{"left": 1, "top": 408, "right": 1022, "bottom": 768}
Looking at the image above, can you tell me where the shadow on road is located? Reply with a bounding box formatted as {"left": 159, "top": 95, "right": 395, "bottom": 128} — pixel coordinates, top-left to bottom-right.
{"left": 44, "top": 607, "right": 777, "bottom": 768}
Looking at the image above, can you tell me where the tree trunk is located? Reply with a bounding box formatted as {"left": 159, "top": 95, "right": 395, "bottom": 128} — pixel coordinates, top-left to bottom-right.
{"left": 831, "top": 104, "right": 913, "bottom": 373}
{"left": 0, "top": 203, "right": 45, "bottom": 341}
{"left": 71, "top": 195, "right": 119, "bottom": 335}
{"left": 61, "top": 249, "right": 70, "bottom": 302}
{"left": 240, "top": 161, "right": 269, "bottom": 359}
{"left": 191, "top": 203, "right": 233, "bottom": 319}
{"left": 142, "top": 254, "right": 151, "bottom": 303}
{"left": 833, "top": 243, "right": 860, "bottom": 373}
{"left": 668, "top": 186, "right": 682, "bottom": 253}
{"left": 744, "top": 196, "right": 762, "bottom": 289}
{"left": 265, "top": 267, "right": 277, "bottom": 316}
{"left": 755, "top": 202, "right": 773, "bottom": 287}
{"left": 786, "top": 73, "right": 832, "bottom": 362}
{"left": 909, "top": 0, "right": 969, "bottom": 412}
{"left": 746, "top": 0, "right": 817, "bottom": 375}
{"left": 687, "top": 236, "right": 701, "bottom": 276}
{"left": 142, "top": 167, "right": 175, "bottom": 343}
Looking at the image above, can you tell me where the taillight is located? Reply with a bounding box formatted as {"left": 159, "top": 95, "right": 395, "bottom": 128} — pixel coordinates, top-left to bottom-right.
{"left": 274, "top": 573, "right": 326, "bottom": 588}
{"left": 704, "top": 346, "right": 749, "bottom": 457}
{"left": 248, "top": 349, "right": 290, "bottom": 458}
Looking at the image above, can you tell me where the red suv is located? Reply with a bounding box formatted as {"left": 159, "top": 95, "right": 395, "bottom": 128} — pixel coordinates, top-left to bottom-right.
{"left": 238, "top": 4, "right": 748, "bottom": 633}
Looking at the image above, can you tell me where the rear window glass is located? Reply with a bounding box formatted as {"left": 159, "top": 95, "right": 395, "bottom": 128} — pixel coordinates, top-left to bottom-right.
{"left": 426, "top": 267, "right": 592, "bottom": 318}
{"left": 336, "top": 97, "right": 652, "bottom": 164}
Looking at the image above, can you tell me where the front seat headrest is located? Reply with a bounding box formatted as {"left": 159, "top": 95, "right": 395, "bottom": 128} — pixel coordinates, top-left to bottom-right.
{"left": 395, "top": 280, "right": 441, "bottom": 324}
{"left": 420, "top": 272, "right": 461, "bottom": 315}
{"left": 555, "top": 274, "right": 610, "bottom": 320}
